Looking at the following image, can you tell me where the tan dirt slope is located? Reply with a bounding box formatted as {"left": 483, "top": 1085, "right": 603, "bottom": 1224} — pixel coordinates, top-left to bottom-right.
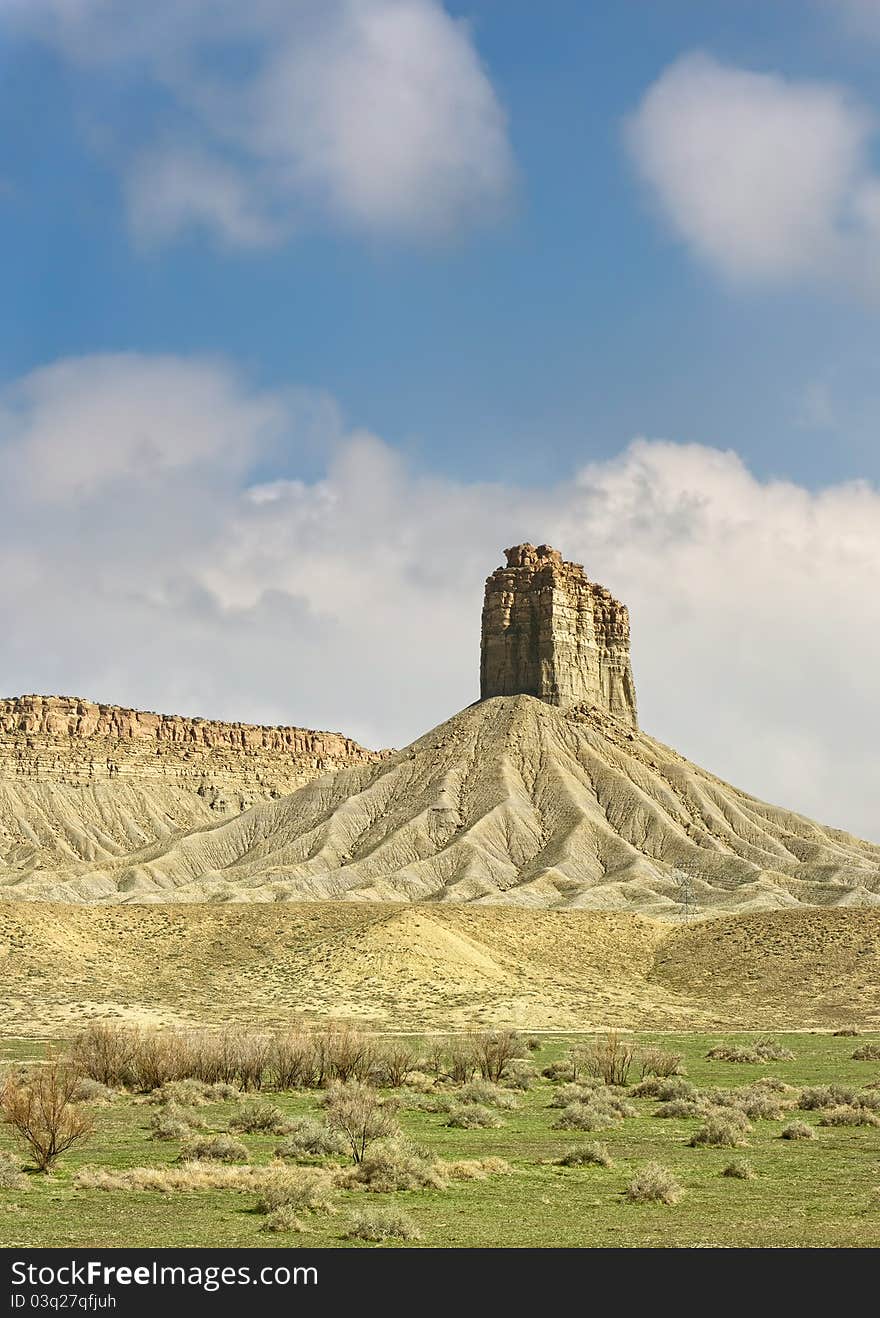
{"left": 1, "top": 901, "right": 878, "bottom": 1035}
{"left": 3, "top": 695, "right": 877, "bottom": 912}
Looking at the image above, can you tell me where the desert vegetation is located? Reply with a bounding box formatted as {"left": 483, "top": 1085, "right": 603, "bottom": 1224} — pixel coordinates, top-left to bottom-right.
{"left": 2, "top": 1028, "right": 880, "bottom": 1248}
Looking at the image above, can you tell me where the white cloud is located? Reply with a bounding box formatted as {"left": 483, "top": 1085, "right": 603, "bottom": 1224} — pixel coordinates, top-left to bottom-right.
{"left": 1, "top": 352, "right": 879, "bottom": 841}
{"left": 4, "top": 0, "right": 514, "bottom": 246}
{"left": 626, "top": 52, "right": 880, "bottom": 293}
{"left": 125, "top": 148, "right": 284, "bottom": 250}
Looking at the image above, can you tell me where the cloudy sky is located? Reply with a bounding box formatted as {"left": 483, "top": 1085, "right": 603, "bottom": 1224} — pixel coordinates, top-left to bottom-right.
{"left": 1, "top": 0, "right": 878, "bottom": 839}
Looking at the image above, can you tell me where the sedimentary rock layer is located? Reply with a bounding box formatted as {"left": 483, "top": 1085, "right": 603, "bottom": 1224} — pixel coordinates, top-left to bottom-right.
{"left": 480, "top": 544, "right": 638, "bottom": 726}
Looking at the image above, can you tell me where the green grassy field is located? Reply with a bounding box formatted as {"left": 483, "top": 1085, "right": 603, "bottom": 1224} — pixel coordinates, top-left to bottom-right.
{"left": 2, "top": 1032, "right": 879, "bottom": 1249}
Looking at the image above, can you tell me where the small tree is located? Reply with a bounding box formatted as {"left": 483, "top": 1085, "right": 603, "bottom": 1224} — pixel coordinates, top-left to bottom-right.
{"left": 474, "top": 1031, "right": 523, "bottom": 1083}
{"left": 1, "top": 1061, "right": 94, "bottom": 1172}
{"left": 324, "top": 1083, "right": 399, "bottom": 1163}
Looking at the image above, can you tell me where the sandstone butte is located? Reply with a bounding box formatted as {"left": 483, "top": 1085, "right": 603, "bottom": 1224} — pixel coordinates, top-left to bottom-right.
{"left": 0, "top": 544, "right": 878, "bottom": 913}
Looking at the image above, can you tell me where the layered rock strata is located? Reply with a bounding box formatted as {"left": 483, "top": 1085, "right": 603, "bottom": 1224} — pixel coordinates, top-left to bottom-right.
{"left": 480, "top": 543, "right": 638, "bottom": 727}
{"left": 0, "top": 695, "right": 379, "bottom": 809}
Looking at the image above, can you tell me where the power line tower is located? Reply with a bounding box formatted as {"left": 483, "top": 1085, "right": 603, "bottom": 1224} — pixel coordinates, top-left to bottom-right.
{"left": 672, "top": 867, "right": 697, "bottom": 923}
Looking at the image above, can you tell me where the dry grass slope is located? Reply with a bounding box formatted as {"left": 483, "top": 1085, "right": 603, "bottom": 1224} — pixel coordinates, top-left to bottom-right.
{"left": 2, "top": 901, "right": 879, "bottom": 1034}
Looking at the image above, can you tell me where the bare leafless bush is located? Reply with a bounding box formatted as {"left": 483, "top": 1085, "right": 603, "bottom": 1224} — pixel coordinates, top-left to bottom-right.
{"left": 323, "top": 1083, "right": 400, "bottom": 1162}
{"left": 638, "top": 1047, "right": 684, "bottom": 1079}
{"left": 575, "top": 1033, "right": 636, "bottom": 1087}
{"left": 370, "top": 1042, "right": 417, "bottom": 1089}
{"left": 473, "top": 1031, "right": 525, "bottom": 1083}
{"left": 1, "top": 1061, "right": 94, "bottom": 1172}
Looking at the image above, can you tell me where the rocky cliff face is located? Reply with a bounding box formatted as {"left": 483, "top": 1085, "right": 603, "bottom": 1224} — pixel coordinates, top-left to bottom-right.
{"left": 0, "top": 695, "right": 380, "bottom": 812}
{"left": 480, "top": 544, "right": 638, "bottom": 727}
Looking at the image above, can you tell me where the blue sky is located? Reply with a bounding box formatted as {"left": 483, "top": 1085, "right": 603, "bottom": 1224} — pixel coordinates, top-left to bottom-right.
{"left": 1, "top": 0, "right": 879, "bottom": 838}
{"left": 3, "top": 0, "right": 879, "bottom": 487}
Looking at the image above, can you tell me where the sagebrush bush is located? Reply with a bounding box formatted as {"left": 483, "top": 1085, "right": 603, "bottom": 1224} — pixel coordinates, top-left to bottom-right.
{"left": 456, "top": 1080, "right": 518, "bottom": 1110}
{"left": 655, "top": 1099, "right": 705, "bottom": 1119}
{"left": 832, "top": 1027, "right": 860, "bottom": 1037}
{"left": 552, "top": 1102, "right": 612, "bottom": 1132}
{"left": 179, "top": 1134, "right": 249, "bottom": 1164}
{"left": 274, "top": 1118, "right": 347, "bottom": 1161}
{"left": 71, "top": 1078, "right": 115, "bottom": 1105}
{"left": 341, "top": 1138, "right": 445, "bottom": 1192}
{"left": 0, "top": 1152, "right": 27, "bottom": 1189}
{"left": 542, "top": 1061, "right": 576, "bottom": 1083}
{"left": 444, "top": 1103, "right": 501, "bottom": 1130}
{"left": 625, "top": 1163, "right": 682, "bottom": 1204}
{"left": 149, "top": 1103, "right": 205, "bottom": 1141}
{"left": 500, "top": 1059, "right": 536, "bottom": 1091}
{"left": 254, "top": 1167, "right": 335, "bottom": 1216}
{"left": 722, "top": 1159, "right": 755, "bottom": 1179}
{"left": 228, "top": 1101, "right": 290, "bottom": 1135}
{"left": 259, "top": 1205, "right": 305, "bottom": 1234}
{"left": 345, "top": 1207, "right": 421, "bottom": 1241}
{"left": 799, "top": 1085, "right": 857, "bottom": 1111}
{"left": 548, "top": 1083, "right": 600, "bottom": 1109}
{"left": 688, "top": 1111, "right": 751, "bottom": 1147}
{"left": 632, "top": 1077, "right": 696, "bottom": 1101}
{"left": 819, "top": 1106, "right": 880, "bottom": 1127}
{"left": 780, "top": 1121, "right": 815, "bottom": 1140}
{"left": 555, "top": 1142, "right": 614, "bottom": 1168}
{"left": 852, "top": 1044, "right": 880, "bottom": 1061}
{"left": 441, "top": 1157, "right": 510, "bottom": 1181}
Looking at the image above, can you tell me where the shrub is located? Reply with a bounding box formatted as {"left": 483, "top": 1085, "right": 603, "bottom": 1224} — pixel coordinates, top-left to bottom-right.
{"left": 0, "top": 1152, "right": 27, "bottom": 1189}
{"left": 722, "top": 1159, "right": 755, "bottom": 1179}
{"left": 179, "top": 1134, "right": 249, "bottom": 1163}
{"left": 274, "top": 1118, "right": 347, "bottom": 1161}
{"left": 799, "top": 1085, "right": 857, "bottom": 1110}
{"left": 260, "top": 1205, "right": 305, "bottom": 1234}
{"left": 575, "top": 1033, "right": 635, "bottom": 1087}
{"left": 444, "top": 1104, "right": 501, "bottom": 1130}
{"left": 688, "top": 1112, "right": 751, "bottom": 1147}
{"left": 633, "top": 1077, "right": 696, "bottom": 1101}
{"left": 852, "top": 1044, "right": 880, "bottom": 1061}
{"left": 706, "top": 1044, "right": 761, "bottom": 1063}
{"left": 548, "top": 1083, "right": 600, "bottom": 1109}
{"left": 341, "top": 1138, "right": 445, "bottom": 1192}
{"left": 625, "top": 1163, "right": 682, "bottom": 1204}
{"left": 345, "top": 1207, "right": 420, "bottom": 1241}
{"left": 70, "top": 1023, "right": 138, "bottom": 1088}
{"left": 0, "top": 1061, "right": 94, "bottom": 1172}
{"left": 655, "top": 1099, "right": 705, "bottom": 1119}
{"left": 501, "top": 1059, "right": 536, "bottom": 1091}
{"left": 542, "top": 1061, "right": 576, "bottom": 1083}
{"left": 457, "top": 1080, "right": 518, "bottom": 1110}
{"left": 732, "top": 1089, "right": 795, "bottom": 1120}
{"left": 833, "top": 1026, "right": 861, "bottom": 1037}
{"left": 754, "top": 1039, "right": 796, "bottom": 1062}
{"left": 638, "top": 1048, "right": 684, "bottom": 1079}
{"left": 442, "top": 1038, "right": 479, "bottom": 1085}
{"left": 555, "top": 1142, "right": 614, "bottom": 1168}
{"left": 819, "top": 1106, "right": 880, "bottom": 1128}
{"left": 525, "top": 1036, "right": 542, "bottom": 1053}
{"left": 255, "top": 1167, "right": 336, "bottom": 1215}
{"left": 228, "top": 1101, "right": 289, "bottom": 1135}
{"left": 781, "top": 1121, "right": 815, "bottom": 1140}
{"left": 473, "top": 1031, "right": 525, "bottom": 1083}
{"left": 441, "top": 1157, "right": 510, "bottom": 1181}
{"left": 370, "top": 1042, "right": 417, "bottom": 1089}
{"left": 323, "top": 1083, "right": 400, "bottom": 1162}
{"left": 552, "top": 1103, "right": 612, "bottom": 1132}
{"left": 71, "top": 1078, "right": 115, "bottom": 1105}
{"left": 149, "top": 1103, "right": 204, "bottom": 1141}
